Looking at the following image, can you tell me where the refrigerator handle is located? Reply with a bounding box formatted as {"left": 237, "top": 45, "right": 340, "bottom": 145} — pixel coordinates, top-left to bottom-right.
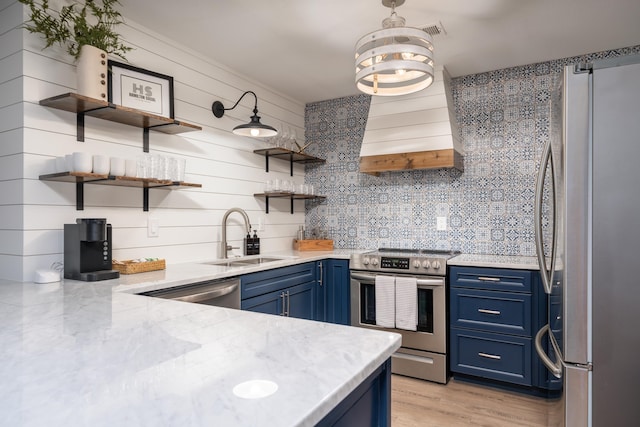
{"left": 534, "top": 138, "right": 556, "bottom": 295}
{"left": 534, "top": 324, "right": 562, "bottom": 378}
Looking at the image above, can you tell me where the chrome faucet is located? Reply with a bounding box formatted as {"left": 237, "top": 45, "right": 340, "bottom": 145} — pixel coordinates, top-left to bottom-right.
{"left": 220, "top": 207, "right": 252, "bottom": 258}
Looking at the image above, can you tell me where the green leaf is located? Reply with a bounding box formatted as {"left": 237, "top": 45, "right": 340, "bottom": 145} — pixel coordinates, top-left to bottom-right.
{"left": 19, "top": 0, "right": 132, "bottom": 61}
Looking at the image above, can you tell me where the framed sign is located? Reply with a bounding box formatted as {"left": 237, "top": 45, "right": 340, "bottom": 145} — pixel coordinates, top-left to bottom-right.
{"left": 108, "top": 60, "right": 174, "bottom": 119}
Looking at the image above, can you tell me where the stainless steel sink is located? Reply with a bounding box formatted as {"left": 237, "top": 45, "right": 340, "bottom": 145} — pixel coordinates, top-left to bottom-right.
{"left": 203, "top": 256, "right": 291, "bottom": 268}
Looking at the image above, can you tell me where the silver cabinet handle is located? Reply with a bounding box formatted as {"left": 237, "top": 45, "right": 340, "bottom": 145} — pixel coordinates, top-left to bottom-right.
{"left": 318, "top": 261, "right": 323, "bottom": 287}
{"left": 478, "top": 352, "right": 501, "bottom": 360}
{"left": 478, "top": 277, "right": 500, "bottom": 282}
{"left": 286, "top": 290, "right": 290, "bottom": 317}
{"left": 151, "top": 279, "right": 239, "bottom": 304}
{"left": 478, "top": 309, "right": 501, "bottom": 315}
{"left": 534, "top": 324, "right": 562, "bottom": 378}
{"left": 280, "top": 292, "right": 286, "bottom": 316}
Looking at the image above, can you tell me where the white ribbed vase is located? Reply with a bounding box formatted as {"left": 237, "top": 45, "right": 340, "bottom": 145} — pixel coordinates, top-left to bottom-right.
{"left": 76, "top": 45, "right": 108, "bottom": 100}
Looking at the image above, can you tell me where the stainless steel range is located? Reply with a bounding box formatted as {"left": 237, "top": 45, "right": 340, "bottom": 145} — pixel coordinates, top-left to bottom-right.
{"left": 350, "top": 248, "right": 459, "bottom": 384}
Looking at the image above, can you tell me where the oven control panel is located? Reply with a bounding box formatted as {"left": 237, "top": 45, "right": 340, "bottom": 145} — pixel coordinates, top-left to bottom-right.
{"left": 380, "top": 257, "right": 410, "bottom": 269}
{"left": 351, "top": 252, "right": 450, "bottom": 276}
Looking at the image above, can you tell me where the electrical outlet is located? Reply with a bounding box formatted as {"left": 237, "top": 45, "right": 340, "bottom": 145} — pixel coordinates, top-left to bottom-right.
{"left": 436, "top": 216, "right": 447, "bottom": 231}
{"left": 147, "top": 216, "right": 159, "bottom": 237}
{"left": 257, "top": 216, "right": 265, "bottom": 232}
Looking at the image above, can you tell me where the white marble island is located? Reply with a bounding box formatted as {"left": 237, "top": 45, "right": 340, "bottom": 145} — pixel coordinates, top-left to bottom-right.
{"left": 0, "top": 275, "right": 400, "bottom": 426}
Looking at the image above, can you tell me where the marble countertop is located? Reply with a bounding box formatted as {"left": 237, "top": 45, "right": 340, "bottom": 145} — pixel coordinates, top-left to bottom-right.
{"left": 448, "top": 253, "right": 540, "bottom": 270}
{"left": 0, "top": 248, "right": 400, "bottom": 427}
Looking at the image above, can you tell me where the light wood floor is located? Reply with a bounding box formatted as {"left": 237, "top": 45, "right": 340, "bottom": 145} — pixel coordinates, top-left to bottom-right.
{"left": 392, "top": 375, "right": 558, "bottom": 427}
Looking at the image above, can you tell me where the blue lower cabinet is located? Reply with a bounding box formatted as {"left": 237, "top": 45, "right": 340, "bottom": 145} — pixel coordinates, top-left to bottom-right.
{"left": 450, "top": 266, "right": 552, "bottom": 392}
{"left": 319, "top": 259, "right": 350, "bottom": 325}
{"left": 241, "top": 282, "right": 316, "bottom": 319}
{"left": 241, "top": 259, "right": 350, "bottom": 324}
{"left": 241, "top": 262, "right": 317, "bottom": 319}
{"left": 317, "top": 358, "right": 391, "bottom": 427}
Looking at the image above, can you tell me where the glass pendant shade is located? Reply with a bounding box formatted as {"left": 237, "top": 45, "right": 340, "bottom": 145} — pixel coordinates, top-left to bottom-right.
{"left": 355, "top": 3, "right": 434, "bottom": 96}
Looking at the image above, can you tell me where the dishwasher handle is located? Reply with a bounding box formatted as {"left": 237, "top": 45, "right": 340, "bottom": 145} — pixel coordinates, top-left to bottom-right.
{"left": 172, "top": 281, "right": 239, "bottom": 304}
{"left": 143, "top": 278, "right": 239, "bottom": 304}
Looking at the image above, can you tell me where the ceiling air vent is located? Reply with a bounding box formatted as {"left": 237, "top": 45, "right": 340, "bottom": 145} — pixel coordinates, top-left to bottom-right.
{"left": 421, "top": 21, "right": 447, "bottom": 37}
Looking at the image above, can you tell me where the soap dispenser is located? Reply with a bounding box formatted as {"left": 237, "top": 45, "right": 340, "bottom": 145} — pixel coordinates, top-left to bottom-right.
{"left": 243, "top": 232, "right": 253, "bottom": 256}
{"left": 252, "top": 230, "right": 260, "bottom": 255}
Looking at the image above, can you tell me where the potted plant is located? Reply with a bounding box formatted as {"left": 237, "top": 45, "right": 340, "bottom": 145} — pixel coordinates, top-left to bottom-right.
{"left": 20, "top": 0, "right": 132, "bottom": 100}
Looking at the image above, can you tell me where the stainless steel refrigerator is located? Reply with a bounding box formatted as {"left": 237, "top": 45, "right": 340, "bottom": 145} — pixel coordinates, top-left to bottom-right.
{"left": 534, "top": 54, "right": 640, "bottom": 426}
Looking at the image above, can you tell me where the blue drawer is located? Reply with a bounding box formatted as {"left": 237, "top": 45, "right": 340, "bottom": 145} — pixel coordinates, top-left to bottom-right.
{"left": 450, "top": 267, "right": 533, "bottom": 293}
{"left": 450, "top": 288, "right": 532, "bottom": 336}
{"left": 450, "top": 328, "right": 532, "bottom": 386}
{"left": 241, "top": 262, "right": 316, "bottom": 299}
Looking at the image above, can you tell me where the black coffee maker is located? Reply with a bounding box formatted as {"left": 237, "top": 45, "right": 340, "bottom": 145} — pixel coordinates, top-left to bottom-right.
{"left": 64, "top": 218, "right": 120, "bottom": 281}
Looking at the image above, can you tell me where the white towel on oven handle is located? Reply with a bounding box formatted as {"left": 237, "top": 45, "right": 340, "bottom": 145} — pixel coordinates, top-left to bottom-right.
{"left": 375, "top": 275, "right": 396, "bottom": 328}
{"left": 395, "top": 276, "right": 417, "bottom": 331}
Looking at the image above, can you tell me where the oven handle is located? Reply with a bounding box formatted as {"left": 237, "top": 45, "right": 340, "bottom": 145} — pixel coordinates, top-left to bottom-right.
{"left": 349, "top": 271, "right": 444, "bottom": 287}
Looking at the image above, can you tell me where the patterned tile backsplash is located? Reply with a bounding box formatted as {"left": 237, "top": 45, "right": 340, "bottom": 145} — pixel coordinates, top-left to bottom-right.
{"left": 304, "top": 45, "right": 640, "bottom": 256}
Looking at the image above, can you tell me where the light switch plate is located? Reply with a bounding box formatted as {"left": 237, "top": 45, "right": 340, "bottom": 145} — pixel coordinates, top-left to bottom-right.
{"left": 436, "top": 216, "right": 447, "bottom": 231}
{"left": 148, "top": 216, "right": 159, "bottom": 237}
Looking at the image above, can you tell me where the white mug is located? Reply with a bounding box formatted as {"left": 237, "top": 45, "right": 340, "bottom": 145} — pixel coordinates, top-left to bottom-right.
{"left": 92, "top": 155, "right": 110, "bottom": 175}
{"left": 110, "top": 157, "right": 126, "bottom": 176}
{"left": 65, "top": 154, "right": 75, "bottom": 172}
{"left": 125, "top": 159, "right": 137, "bottom": 177}
{"left": 72, "top": 152, "right": 92, "bottom": 173}
{"left": 55, "top": 156, "right": 67, "bottom": 173}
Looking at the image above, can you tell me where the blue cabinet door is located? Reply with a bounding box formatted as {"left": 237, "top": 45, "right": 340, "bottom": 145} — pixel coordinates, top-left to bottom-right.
{"left": 287, "top": 281, "right": 317, "bottom": 320}
{"left": 241, "top": 289, "right": 283, "bottom": 315}
{"left": 324, "top": 259, "right": 350, "bottom": 325}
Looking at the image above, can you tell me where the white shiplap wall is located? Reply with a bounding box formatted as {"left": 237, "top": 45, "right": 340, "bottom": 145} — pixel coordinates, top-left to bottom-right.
{"left": 1, "top": 0, "right": 307, "bottom": 282}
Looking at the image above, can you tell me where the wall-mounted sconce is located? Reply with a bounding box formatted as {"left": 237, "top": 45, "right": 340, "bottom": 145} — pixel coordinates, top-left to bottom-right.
{"left": 211, "top": 91, "right": 278, "bottom": 137}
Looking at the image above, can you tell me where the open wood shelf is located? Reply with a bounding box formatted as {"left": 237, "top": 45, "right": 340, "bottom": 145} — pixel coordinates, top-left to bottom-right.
{"left": 254, "top": 192, "right": 326, "bottom": 214}
{"left": 253, "top": 147, "right": 325, "bottom": 176}
{"left": 40, "top": 93, "right": 201, "bottom": 137}
{"left": 40, "top": 172, "right": 201, "bottom": 211}
{"left": 40, "top": 172, "right": 201, "bottom": 188}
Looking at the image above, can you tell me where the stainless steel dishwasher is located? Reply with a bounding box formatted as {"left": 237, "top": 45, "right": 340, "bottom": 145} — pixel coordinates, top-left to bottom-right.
{"left": 139, "top": 277, "right": 240, "bottom": 309}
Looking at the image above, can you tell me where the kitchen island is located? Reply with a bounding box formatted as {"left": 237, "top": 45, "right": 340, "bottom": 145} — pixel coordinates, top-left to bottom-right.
{"left": 0, "top": 258, "right": 400, "bottom": 426}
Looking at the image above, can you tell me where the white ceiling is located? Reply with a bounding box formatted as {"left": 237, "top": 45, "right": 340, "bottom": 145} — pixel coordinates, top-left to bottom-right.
{"left": 121, "top": 0, "right": 640, "bottom": 104}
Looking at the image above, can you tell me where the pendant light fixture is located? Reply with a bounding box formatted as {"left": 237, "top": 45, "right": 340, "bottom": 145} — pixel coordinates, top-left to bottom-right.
{"left": 355, "top": 0, "right": 434, "bottom": 96}
{"left": 212, "top": 91, "right": 278, "bottom": 137}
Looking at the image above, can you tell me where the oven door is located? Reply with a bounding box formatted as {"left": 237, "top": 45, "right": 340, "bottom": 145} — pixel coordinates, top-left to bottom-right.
{"left": 349, "top": 270, "right": 446, "bottom": 354}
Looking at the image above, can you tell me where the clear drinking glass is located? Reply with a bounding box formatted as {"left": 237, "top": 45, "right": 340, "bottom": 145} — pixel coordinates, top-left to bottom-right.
{"left": 175, "top": 158, "right": 186, "bottom": 182}
{"left": 136, "top": 154, "right": 150, "bottom": 178}
{"left": 278, "top": 125, "right": 290, "bottom": 149}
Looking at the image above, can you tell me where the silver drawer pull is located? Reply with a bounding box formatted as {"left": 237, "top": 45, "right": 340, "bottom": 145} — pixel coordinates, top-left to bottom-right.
{"left": 478, "top": 352, "right": 501, "bottom": 360}
{"left": 478, "top": 277, "right": 501, "bottom": 282}
{"left": 478, "top": 309, "right": 501, "bottom": 315}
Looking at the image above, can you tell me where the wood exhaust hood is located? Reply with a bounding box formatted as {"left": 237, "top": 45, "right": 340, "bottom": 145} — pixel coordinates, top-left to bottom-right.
{"left": 359, "top": 67, "right": 464, "bottom": 175}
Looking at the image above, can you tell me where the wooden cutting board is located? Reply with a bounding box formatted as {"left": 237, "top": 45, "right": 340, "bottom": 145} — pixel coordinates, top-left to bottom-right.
{"left": 293, "top": 239, "right": 334, "bottom": 251}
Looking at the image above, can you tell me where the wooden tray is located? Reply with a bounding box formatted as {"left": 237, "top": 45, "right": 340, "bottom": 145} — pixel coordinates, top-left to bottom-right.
{"left": 112, "top": 259, "right": 165, "bottom": 274}
{"left": 293, "top": 239, "right": 334, "bottom": 251}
